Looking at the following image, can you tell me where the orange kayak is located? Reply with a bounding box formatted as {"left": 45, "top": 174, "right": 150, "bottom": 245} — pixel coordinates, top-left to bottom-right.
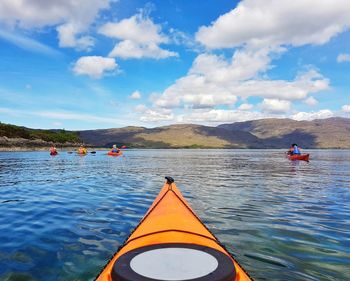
{"left": 95, "top": 177, "right": 253, "bottom": 281}
{"left": 288, "top": 153, "right": 310, "bottom": 161}
{"left": 108, "top": 151, "right": 123, "bottom": 156}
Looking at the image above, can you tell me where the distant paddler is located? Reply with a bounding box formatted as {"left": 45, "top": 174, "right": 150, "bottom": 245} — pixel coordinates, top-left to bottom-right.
{"left": 77, "top": 145, "right": 87, "bottom": 155}
{"left": 50, "top": 145, "right": 58, "bottom": 156}
{"left": 111, "top": 144, "right": 120, "bottom": 153}
{"left": 107, "top": 144, "right": 123, "bottom": 156}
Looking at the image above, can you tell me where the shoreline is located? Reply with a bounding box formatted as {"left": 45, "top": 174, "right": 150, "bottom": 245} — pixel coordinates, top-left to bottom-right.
{"left": 1, "top": 147, "right": 349, "bottom": 152}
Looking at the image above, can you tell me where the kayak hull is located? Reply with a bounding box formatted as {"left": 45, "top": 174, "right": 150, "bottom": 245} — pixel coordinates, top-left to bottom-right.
{"left": 288, "top": 153, "right": 309, "bottom": 161}
{"left": 107, "top": 151, "right": 123, "bottom": 156}
{"left": 95, "top": 178, "right": 252, "bottom": 281}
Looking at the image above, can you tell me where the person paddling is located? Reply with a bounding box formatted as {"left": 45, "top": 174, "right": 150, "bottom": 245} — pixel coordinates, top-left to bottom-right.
{"left": 111, "top": 144, "right": 120, "bottom": 153}
{"left": 50, "top": 145, "right": 57, "bottom": 155}
{"left": 289, "top": 143, "right": 301, "bottom": 155}
{"left": 78, "top": 145, "right": 87, "bottom": 154}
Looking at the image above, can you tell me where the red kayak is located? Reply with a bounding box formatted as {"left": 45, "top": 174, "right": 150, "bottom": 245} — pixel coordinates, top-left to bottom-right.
{"left": 50, "top": 151, "right": 58, "bottom": 156}
{"left": 288, "top": 153, "right": 309, "bottom": 161}
{"left": 108, "top": 151, "right": 123, "bottom": 156}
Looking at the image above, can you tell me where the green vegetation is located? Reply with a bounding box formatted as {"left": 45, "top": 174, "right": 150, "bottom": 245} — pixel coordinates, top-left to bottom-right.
{"left": 0, "top": 122, "right": 80, "bottom": 143}
{"left": 0, "top": 123, "right": 31, "bottom": 138}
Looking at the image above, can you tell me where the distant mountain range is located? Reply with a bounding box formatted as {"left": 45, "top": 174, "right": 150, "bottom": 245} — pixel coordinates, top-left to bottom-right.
{"left": 80, "top": 117, "right": 350, "bottom": 149}
{"left": 1, "top": 117, "right": 349, "bottom": 149}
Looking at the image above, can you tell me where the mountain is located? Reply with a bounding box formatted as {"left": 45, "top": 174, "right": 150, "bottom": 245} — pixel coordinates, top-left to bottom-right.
{"left": 1, "top": 117, "right": 349, "bottom": 149}
{"left": 79, "top": 124, "right": 263, "bottom": 148}
{"left": 218, "top": 117, "right": 350, "bottom": 148}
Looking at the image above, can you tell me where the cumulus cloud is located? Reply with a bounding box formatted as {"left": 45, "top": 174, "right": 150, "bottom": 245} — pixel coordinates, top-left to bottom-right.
{"left": 261, "top": 99, "right": 291, "bottom": 113}
{"left": 175, "top": 109, "right": 279, "bottom": 124}
{"left": 0, "top": 0, "right": 111, "bottom": 50}
{"left": 342, "top": 104, "right": 350, "bottom": 112}
{"left": 238, "top": 103, "right": 253, "bottom": 111}
{"left": 148, "top": 0, "right": 341, "bottom": 122}
{"left": 196, "top": 0, "right": 350, "bottom": 49}
{"left": 57, "top": 23, "right": 95, "bottom": 51}
{"left": 140, "top": 107, "right": 174, "bottom": 122}
{"left": 73, "top": 56, "right": 117, "bottom": 79}
{"left": 130, "top": 91, "right": 142, "bottom": 99}
{"left": 303, "top": 96, "right": 318, "bottom": 106}
{"left": 153, "top": 50, "right": 329, "bottom": 110}
{"left": 291, "top": 109, "right": 334, "bottom": 121}
{"left": 337, "top": 53, "right": 350, "bottom": 63}
{"left": 109, "top": 40, "right": 177, "bottom": 59}
{"left": 99, "top": 13, "right": 178, "bottom": 59}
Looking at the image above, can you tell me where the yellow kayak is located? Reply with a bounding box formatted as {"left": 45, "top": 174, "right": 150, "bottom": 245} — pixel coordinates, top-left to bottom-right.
{"left": 95, "top": 177, "right": 253, "bottom": 281}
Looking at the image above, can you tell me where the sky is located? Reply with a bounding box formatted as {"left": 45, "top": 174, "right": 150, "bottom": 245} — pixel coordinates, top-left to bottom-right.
{"left": 0, "top": 0, "right": 350, "bottom": 130}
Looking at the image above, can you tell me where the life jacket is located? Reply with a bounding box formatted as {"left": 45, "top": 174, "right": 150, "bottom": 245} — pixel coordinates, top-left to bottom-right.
{"left": 293, "top": 146, "right": 301, "bottom": 155}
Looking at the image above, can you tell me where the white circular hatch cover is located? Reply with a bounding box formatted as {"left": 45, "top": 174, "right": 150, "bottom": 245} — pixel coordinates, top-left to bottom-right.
{"left": 130, "top": 247, "right": 219, "bottom": 280}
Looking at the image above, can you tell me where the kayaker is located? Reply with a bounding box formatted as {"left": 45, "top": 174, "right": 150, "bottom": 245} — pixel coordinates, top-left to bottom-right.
{"left": 50, "top": 145, "right": 57, "bottom": 154}
{"left": 78, "top": 145, "right": 87, "bottom": 154}
{"left": 111, "top": 144, "right": 120, "bottom": 153}
{"left": 289, "top": 143, "right": 301, "bottom": 155}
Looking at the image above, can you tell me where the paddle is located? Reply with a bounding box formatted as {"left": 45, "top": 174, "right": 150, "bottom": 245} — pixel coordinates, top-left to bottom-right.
{"left": 90, "top": 151, "right": 96, "bottom": 154}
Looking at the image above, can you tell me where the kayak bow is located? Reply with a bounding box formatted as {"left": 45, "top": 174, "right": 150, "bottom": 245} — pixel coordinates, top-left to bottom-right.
{"left": 95, "top": 177, "right": 252, "bottom": 281}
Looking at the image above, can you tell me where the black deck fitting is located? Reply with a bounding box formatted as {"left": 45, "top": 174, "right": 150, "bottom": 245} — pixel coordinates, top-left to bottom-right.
{"left": 165, "top": 176, "right": 175, "bottom": 184}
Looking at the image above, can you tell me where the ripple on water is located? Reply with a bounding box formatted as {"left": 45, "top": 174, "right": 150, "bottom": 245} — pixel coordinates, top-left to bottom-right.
{"left": 0, "top": 149, "right": 350, "bottom": 280}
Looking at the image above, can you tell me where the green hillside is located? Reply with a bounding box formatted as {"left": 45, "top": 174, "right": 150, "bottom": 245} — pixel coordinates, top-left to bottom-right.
{"left": 0, "top": 122, "right": 80, "bottom": 143}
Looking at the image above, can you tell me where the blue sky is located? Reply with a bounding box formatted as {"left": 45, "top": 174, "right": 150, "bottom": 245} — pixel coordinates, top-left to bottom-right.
{"left": 0, "top": 0, "right": 349, "bottom": 130}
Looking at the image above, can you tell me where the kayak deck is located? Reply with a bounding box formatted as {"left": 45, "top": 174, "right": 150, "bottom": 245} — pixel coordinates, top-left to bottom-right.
{"left": 108, "top": 151, "right": 123, "bottom": 156}
{"left": 95, "top": 177, "right": 252, "bottom": 281}
{"left": 288, "top": 153, "right": 310, "bottom": 161}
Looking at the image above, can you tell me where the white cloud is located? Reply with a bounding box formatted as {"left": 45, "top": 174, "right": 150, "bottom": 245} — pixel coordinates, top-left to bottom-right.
{"left": 99, "top": 13, "right": 167, "bottom": 44}
{"left": 72, "top": 56, "right": 117, "bottom": 79}
{"left": 238, "top": 103, "right": 253, "bottom": 111}
{"left": 337, "top": 53, "right": 350, "bottom": 63}
{"left": 303, "top": 96, "right": 318, "bottom": 106}
{"left": 154, "top": 74, "right": 238, "bottom": 108}
{"left": 261, "top": 99, "right": 291, "bottom": 113}
{"left": 176, "top": 109, "right": 278, "bottom": 124}
{"left": 0, "top": 0, "right": 111, "bottom": 50}
{"left": 140, "top": 108, "right": 174, "bottom": 122}
{"left": 109, "top": 40, "right": 178, "bottom": 59}
{"left": 135, "top": 104, "right": 147, "bottom": 112}
{"left": 190, "top": 48, "right": 281, "bottom": 82}
{"left": 0, "top": 107, "right": 120, "bottom": 124}
{"left": 99, "top": 13, "right": 178, "bottom": 59}
{"left": 342, "top": 104, "right": 350, "bottom": 112}
{"left": 196, "top": 0, "right": 350, "bottom": 49}
{"left": 57, "top": 23, "right": 95, "bottom": 51}
{"left": 291, "top": 109, "right": 334, "bottom": 121}
{"left": 130, "top": 91, "right": 142, "bottom": 99}
{"left": 153, "top": 50, "right": 329, "bottom": 110}
{"left": 0, "top": 29, "right": 61, "bottom": 56}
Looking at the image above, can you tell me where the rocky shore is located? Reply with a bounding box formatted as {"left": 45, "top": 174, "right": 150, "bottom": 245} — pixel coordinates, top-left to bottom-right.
{"left": 0, "top": 136, "right": 83, "bottom": 151}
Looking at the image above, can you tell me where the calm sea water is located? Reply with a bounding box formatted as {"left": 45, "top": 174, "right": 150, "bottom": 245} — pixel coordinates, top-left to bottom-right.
{"left": 0, "top": 149, "right": 349, "bottom": 281}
